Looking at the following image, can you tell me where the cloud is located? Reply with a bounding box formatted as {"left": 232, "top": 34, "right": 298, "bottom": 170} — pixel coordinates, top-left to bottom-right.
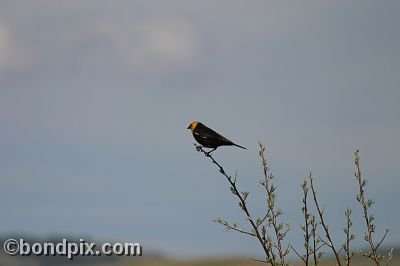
{"left": 0, "top": 22, "right": 31, "bottom": 73}
{"left": 66, "top": 18, "right": 201, "bottom": 73}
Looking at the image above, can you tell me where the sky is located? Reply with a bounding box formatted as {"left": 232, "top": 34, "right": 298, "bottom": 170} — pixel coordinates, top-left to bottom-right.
{"left": 0, "top": 0, "right": 399, "bottom": 258}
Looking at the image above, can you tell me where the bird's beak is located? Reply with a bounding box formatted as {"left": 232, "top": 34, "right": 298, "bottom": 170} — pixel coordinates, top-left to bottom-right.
{"left": 187, "top": 125, "right": 191, "bottom": 129}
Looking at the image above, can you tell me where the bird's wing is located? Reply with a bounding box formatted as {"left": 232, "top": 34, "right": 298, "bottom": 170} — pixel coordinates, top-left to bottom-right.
{"left": 198, "top": 125, "right": 233, "bottom": 144}
{"left": 194, "top": 131, "right": 208, "bottom": 139}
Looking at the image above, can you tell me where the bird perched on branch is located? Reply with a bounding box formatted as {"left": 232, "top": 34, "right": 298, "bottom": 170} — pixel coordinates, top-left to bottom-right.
{"left": 187, "top": 121, "right": 246, "bottom": 153}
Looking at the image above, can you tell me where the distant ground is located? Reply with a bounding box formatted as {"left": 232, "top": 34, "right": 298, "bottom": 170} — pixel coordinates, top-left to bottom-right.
{"left": 0, "top": 236, "right": 398, "bottom": 266}
{"left": 1, "top": 254, "right": 399, "bottom": 266}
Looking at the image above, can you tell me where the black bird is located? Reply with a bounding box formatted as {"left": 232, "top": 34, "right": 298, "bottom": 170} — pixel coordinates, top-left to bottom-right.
{"left": 187, "top": 121, "right": 246, "bottom": 153}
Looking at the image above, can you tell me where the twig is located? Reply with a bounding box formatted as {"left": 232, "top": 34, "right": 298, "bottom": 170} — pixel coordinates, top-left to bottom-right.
{"left": 343, "top": 208, "right": 355, "bottom": 266}
{"left": 291, "top": 177, "right": 312, "bottom": 266}
{"left": 354, "top": 150, "right": 390, "bottom": 266}
{"left": 302, "top": 178, "right": 310, "bottom": 266}
{"left": 309, "top": 172, "right": 342, "bottom": 266}
{"left": 259, "top": 142, "right": 290, "bottom": 265}
{"left": 214, "top": 218, "right": 255, "bottom": 237}
{"left": 311, "top": 215, "right": 323, "bottom": 265}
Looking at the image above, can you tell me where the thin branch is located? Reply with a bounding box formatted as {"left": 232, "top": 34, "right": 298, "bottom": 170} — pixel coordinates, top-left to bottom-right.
{"left": 311, "top": 215, "right": 321, "bottom": 266}
{"left": 214, "top": 218, "right": 256, "bottom": 237}
{"left": 291, "top": 245, "right": 306, "bottom": 264}
{"left": 259, "top": 142, "right": 289, "bottom": 265}
{"left": 309, "top": 172, "right": 342, "bottom": 266}
{"left": 251, "top": 258, "right": 272, "bottom": 264}
{"left": 343, "top": 208, "right": 355, "bottom": 266}
{"left": 302, "top": 178, "right": 310, "bottom": 266}
{"left": 256, "top": 210, "right": 271, "bottom": 228}
{"left": 354, "top": 150, "right": 390, "bottom": 266}
{"left": 376, "top": 229, "right": 389, "bottom": 251}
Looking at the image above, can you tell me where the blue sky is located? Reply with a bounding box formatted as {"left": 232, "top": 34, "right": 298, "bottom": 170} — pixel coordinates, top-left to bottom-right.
{"left": 0, "top": 0, "right": 399, "bottom": 258}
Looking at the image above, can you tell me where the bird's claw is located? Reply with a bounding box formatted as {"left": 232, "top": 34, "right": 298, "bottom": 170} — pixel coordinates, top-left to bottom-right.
{"left": 205, "top": 148, "right": 216, "bottom": 156}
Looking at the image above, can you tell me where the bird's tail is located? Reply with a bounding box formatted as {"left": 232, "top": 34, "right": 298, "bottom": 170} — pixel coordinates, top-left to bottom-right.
{"left": 233, "top": 143, "right": 247, "bottom": 150}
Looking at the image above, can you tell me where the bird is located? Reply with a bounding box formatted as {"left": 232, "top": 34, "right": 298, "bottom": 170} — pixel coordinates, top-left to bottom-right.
{"left": 187, "top": 121, "right": 246, "bottom": 153}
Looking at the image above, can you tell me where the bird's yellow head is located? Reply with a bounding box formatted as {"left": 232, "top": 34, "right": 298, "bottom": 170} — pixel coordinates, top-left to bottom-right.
{"left": 187, "top": 121, "right": 199, "bottom": 132}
